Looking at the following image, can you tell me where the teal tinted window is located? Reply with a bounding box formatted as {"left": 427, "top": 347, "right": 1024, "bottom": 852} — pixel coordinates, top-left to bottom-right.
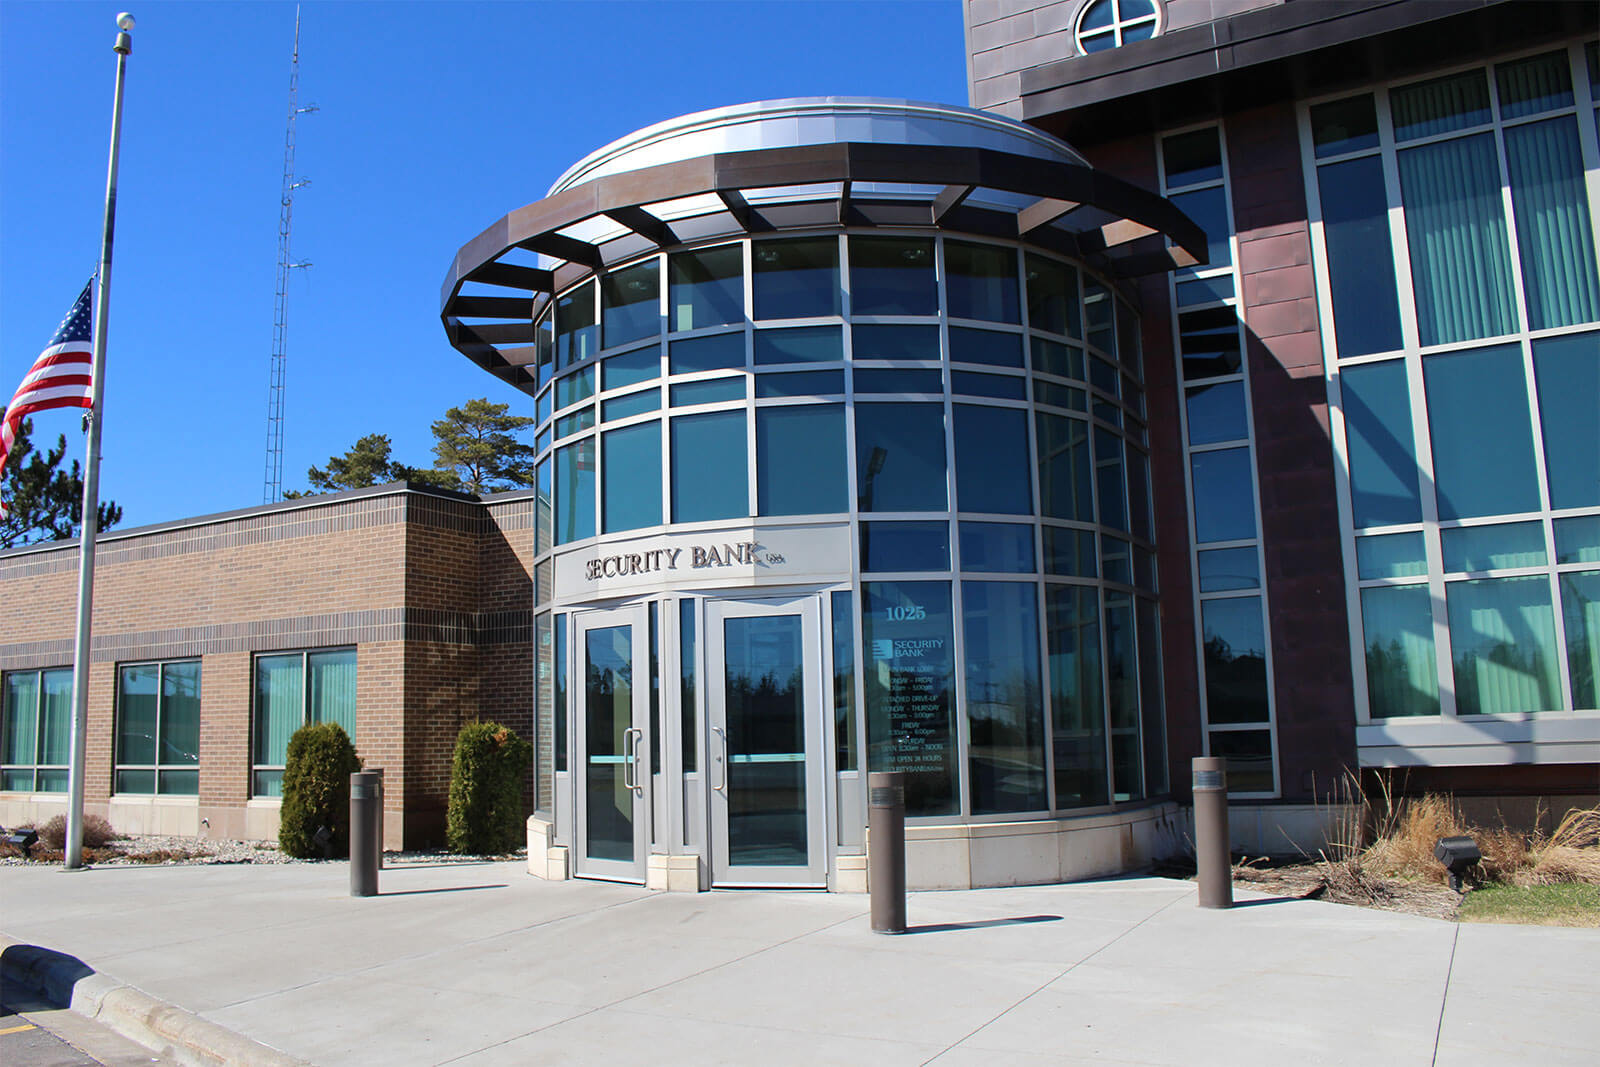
{"left": 1025, "top": 254, "right": 1080, "bottom": 338}
{"left": 756, "top": 405, "right": 847, "bottom": 515}
{"left": 1424, "top": 344, "right": 1540, "bottom": 520}
{"left": 1496, "top": 52, "right": 1573, "bottom": 120}
{"left": 862, "top": 580, "right": 957, "bottom": 816}
{"left": 556, "top": 366, "right": 595, "bottom": 409}
{"left": 671, "top": 411, "right": 747, "bottom": 523}
{"left": 3, "top": 669, "right": 72, "bottom": 792}
{"left": 755, "top": 370, "right": 844, "bottom": 398}
{"left": 753, "top": 237, "right": 840, "bottom": 320}
{"left": 1361, "top": 584, "right": 1440, "bottom": 718}
{"left": 853, "top": 324, "right": 939, "bottom": 361}
{"left": 1319, "top": 155, "right": 1403, "bottom": 357}
{"left": 1175, "top": 274, "right": 1234, "bottom": 307}
{"left": 536, "top": 458, "right": 552, "bottom": 553}
{"left": 601, "top": 261, "right": 660, "bottom": 348}
{"left": 964, "top": 581, "right": 1046, "bottom": 813}
{"left": 1037, "top": 412, "right": 1092, "bottom": 522}
{"left": 670, "top": 378, "right": 744, "bottom": 406}
{"left": 855, "top": 403, "right": 946, "bottom": 512}
{"left": 1448, "top": 576, "right": 1561, "bottom": 715}
{"left": 555, "top": 407, "right": 594, "bottom": 439}
{"left": 1197, "top": 547, "right": 1259, "bottom": 591}
{"left": 1356, "top": 533, "right": 1427, "bottom": 580}
{"left": 949, "top": 326, "right": 1024, "bottom": 367}
{"left": 1560, "top": 571, "right": 1600, "bottom": 709}
{"left": 117, "top": 664, "right": 159, "bottom": 767}
{"left": 1534, "top": 332, "right": 1600, "bottom": 508}
{"left": 860, "top": 521, "right": 950, "bottom": 572}
{"left": 556, "top": 438, "right": 595, "bottom": 543}
{"left": 1441, "top": 522, "right": 1546, "bottom": 573}
{"left": 1201, "top": 596, "right": 1269, "bottom": 723}
{"left": 854, "top": 368, "right": 943, "bottom": 394}
{"left": 603, "top": 390, "right": 661, "bottom": 421}
{"left": 1190, "top": 448, "right": 1256, "bottom": 543}
{"left": 1554, "top": 516, "right": 1600, "bottom": 565}
{"left": 670, "top": 332, "right": 745, "bottom": 374}
{"left": 1047, "top": 585, "right": 1105, "bottom": 808}
{"left": 1341, "top": 360, "right": 1423, "bottom": 528}
{"left": 955, "top": 404, "right": 1031, "bottom": 515}
{"left": 946, "top": 241, "right": 1019, "bottom": 323}
{"left": 603, "top": 346, "right": 660, "bottom": 391}
{"left": 253, "top": 653, "right": 301, "bottom": 796}
{"left": 754, "top": 325, "right": 843, "bottom": 365}
{"left": 849, "top": 236, "right": 937, "bottom": 316}
{"left": 960, "top": 522, "right": 1035, "bottom": 573}
{"left": 556, "top": 281, "right": 598, "bottom": 367}
{"left": 1392, "top": 69, "right": 1492, "bottom": 140}
{"left": 670, "top": 245, "right": 743, "bottom": 332}
{"left": 1043, "top": 526, "right": 1096, "bottom": 577}
{"left": 602, "top": 421, "right": 661, "bottom": 533}
{"left": 1505, "top": 118, "right": 1600, "bottom": 330}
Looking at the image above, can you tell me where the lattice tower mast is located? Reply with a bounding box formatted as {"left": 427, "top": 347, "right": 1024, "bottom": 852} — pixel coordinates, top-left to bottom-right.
{"left": 264, "top": 6, "right": 316, "bottom": 502}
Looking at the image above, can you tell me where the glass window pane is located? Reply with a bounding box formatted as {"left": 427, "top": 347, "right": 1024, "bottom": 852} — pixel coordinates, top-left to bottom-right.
{"left": 949, "top": 326, "right": 1024, "bottom": 368}
{"left": 309, "top": 650, "right": 357, "bottom": 739}
{"left": 965, "top": 582, "right": 1046, "bottom": 813}
{"left": 854, "top": 368, "right": 943, "bottom": 394}
{"left": 954, "top": 405, "right": 1031, "bottom": 515}
{"left": 1209, "top": 730, "right": 1274, "bottom": 793}
{"left": 1101, "top": 535, "right": 1132, "bottom": 585}
{"left": 602, "top": 421, "right": 662, "bottom": 533}
{"left": 755, "top": 325, "right": 843, "bottom": 365}
{"left": 3, "top": 672, "right": 39, "bottom": 769}
{"left": 1031, "top": 337, "right": 1083, "bottom": 380}
{"left": 757, "top": 405, "right": 848, "bottom": 516}
{"left": 117, "top": 664, "right": 159, "bottom": 766}
{"left": 537, "top": 458, "right": 552, "bottom": 554}
{"left": 849, "top": 236, "right": 937, "bottom": 316}
{"left": 555, "top": 408, "right": 595, "bottom": 440}
{"left": 1361, "top": 584, "right": 1440, "bottom": 718}
{"left": 671, "top": 411, "right": 747, "bottom": 524}
{"left": 1318, "top": 156, "right": 1404, "bottom": 357}
{"left": 855, "top": 403, "right": 947, "bottom": 512}
{"left": 1447, "top": 575, "right": 1562, "bottom": 715}
{"left": 1311, "top": 94, "right": 1380, "bottom": 157}
{"left": 1178, "top": 306, "right": 1241, "bottom": 380}
{"left": 753, "top": 237, "right": 840, "bottom": 320}
{"left": 861, "top": 521, "right": 950, "bottom": 572}
{"left": 601, "top": 261, "right": 660, "bottom": 349}
{"left": 1025, "top": 255, "right": 1080, "bottom": 338}
{"left": 1534, "top": 332, "right": 1600, "bottom": 508}
{"left": 158, "top": 768, "right": 198, "bottom": 796}
{"left": 1190, "top": 447, "right": 1257, "bottom": 543}
{"left": 1136, "top": 598, "right": 1167, "bottom": 795}
{"left": 254, "top": 654, "right": 303, "bottom": 769}
{"left": 945, "top": 240, "right": 1019, "bottom": 323}
{"left": 951, "top": 371, "right": 1026, "bottom": 401}
{"left": 1424, "top": 344, "right": 1540, "bottom": 521}
{"left": 1496, "top": 51, "right": 1574, "bottom": 120}
{"left": 555, "top": 615, "right": 568, "bottom": 773}
{"left": 670, "top": 378, "right": 743, "bottom": 406}
{"left": 603, "top": 346, "right": 660, "bottom": 391}
{"left": 555, "top": 366, "right": 595, "bottom": 409}
{"left": 670, "top": 245, "right": 743, "bottom": 332}
{"left": 1202, "top": 596, "right": 1270, "bottom": 723}
{"left": 1198, "top": 546, "right": 1259, "bottom": 591}
{"left": 1037, "top": 413, "right": 1093, "bottom": 522}
{"left": 1341, "top": 360, "right": 1423, "bottom": 527}
{"left": 1127, "top": 450, "right": 1152, "bottom": 543}
{"left": 253, "top": 770, "right": 283, "bottom": 798}
{"left": 161, "top": 662, "right": 201, "bottom": 765}
{"left": 852, "top": 324, "right": 939, "bottom": 362}
{"left": 1560, "top": 570, "right": 1600, "bottom": 709}
{"left": 1441, "top": 521, "right": 1547, "bottom": 573}
{"left": 1095, "top": 428, "right": 1127, "bottom": 532}
{"left": 1035, "top": 381, "right": 1086, "bottom": 411}
{"left": 1083, "top": 280, "right": 1115, "bottom": 354}
{"left": 756, "top": 370, "right": 844, "bottom": 397}
{"left": 1047, "top": 585, "right": 1105, "bottom": 808}
{"left": 38, "top": 670, "right": 71, "bottom": 768}
{"left": 536, "top": 313, "right": 554, "bottom": 390}
{"left": 1505, "top": 118, "right": 1600, "bottom": 331}
{"left": 556, "top": 281, "right": 598, "bottom": 367}
{"left": 862, "top": 580, "right": 957, "bottom": 816}
{"left": 1357, "top": 532, "right": 1428, "bottom": 580}
{"left": 1162, "top": 128, "right": 1223, "bottom": 188}
{"left": 1185, "top": 380, "right": 1247, "bottom": 445}
{"left": 679, "top": 600, "right": 697, "bottom": 774}
{"left": 1399, "top": 134, "right": 1518, "bottom": 346}
{"left": 1043, "top": 527, "right": 1096, "bottom": 577}
{"left": 116, "top": 769, "right": 155, "bottom": 795}
{"left": 1392, "top": 69, "right": 1492, "bottom": 140}
{"left": 1104, "top": 593, "right": 1142, "bottom": 801}
{"left": 1169, "top": 187, "right": 1231, "bottom": 270}
{"left": 603, "top": 390, "right": 660, "bottom": 421}
{"left": 670, "top": 331, "right": 745, "bottom": 374}
{"left": 1554, "top": 515, "right": 1600, "bottom": 565}
{"left": 556, "top": 438, "right": 596, "bottom": 543}
{"left": 1175, "top": 274, "right": 1234, "bottom": 307}
{"left": 832, "top": 590, "right": 858, "bottom": 772}
{"left": 536, "top": 611, "right": 553, "bottom": 811}
{"left": 960, "top": 522, "right": 1035, "bottom": 574}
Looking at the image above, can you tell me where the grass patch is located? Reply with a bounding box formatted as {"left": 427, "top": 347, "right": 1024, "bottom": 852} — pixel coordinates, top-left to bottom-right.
{"left": 1459, "top": 883, "right": 1600, "bottom": 928}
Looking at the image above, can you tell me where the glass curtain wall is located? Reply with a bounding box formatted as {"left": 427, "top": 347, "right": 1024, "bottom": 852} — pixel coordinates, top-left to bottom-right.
{"left": 1306, "top": 42, "right": 1600, "bottom": 723}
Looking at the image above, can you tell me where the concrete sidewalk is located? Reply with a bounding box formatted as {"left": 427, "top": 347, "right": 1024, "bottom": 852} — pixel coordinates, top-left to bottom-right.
{"left": 1, "top": 860, "right": 1596, "bottom": 1066}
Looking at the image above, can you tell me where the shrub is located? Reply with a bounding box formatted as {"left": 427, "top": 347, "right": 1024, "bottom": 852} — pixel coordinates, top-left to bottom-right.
{"left": 279, "top": 722, "right": 362, "bottom": 859}
{"left": 36, "top": 813, "right": 119, "bottom": 850}
{"left": 446, "top": 721, "right": 532, "bottom": 855}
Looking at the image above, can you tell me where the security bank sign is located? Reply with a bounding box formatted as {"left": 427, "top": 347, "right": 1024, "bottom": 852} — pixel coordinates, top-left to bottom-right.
{"left": 554, "top": 523, "right": 851, "bottom": 599}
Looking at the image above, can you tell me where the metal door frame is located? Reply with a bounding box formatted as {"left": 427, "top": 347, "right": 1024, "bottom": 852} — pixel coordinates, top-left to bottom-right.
{"left": 572, "top": 604, "right": 651, "bottom": 884}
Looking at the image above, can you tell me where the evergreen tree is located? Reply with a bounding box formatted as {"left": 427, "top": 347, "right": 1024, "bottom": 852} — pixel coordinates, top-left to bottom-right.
{"left": 429, "top": 398, "right": 536, "bottom": 494}
{"left": 0, "top": 418, "right": 122, "bottom": 549}
{"left": 288, "top": 433, "right": 457, "bottom": 498}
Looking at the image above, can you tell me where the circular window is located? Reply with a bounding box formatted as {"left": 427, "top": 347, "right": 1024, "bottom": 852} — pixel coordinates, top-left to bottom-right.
{"left": 1074, "top": 0, "right": 1162, "bottom": 56}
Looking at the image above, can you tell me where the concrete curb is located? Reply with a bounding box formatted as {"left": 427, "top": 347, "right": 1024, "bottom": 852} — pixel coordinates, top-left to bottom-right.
{"left": 0, "top": 935, "right": 311, "bottom": 1067}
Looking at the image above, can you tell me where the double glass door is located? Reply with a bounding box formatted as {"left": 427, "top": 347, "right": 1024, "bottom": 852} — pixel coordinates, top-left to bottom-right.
{"left": 574, "top": 606, "right": 650, "bottom": 883}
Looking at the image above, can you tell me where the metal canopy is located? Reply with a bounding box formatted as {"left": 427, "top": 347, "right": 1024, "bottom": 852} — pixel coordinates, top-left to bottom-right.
{"left": 441, "top": 140, "right": 1209, "bottom": 394}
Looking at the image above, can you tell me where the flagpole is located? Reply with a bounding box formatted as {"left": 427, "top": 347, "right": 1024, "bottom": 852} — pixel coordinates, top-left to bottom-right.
{"left": 65, "top": 13, "right": 135, "bottom": 872}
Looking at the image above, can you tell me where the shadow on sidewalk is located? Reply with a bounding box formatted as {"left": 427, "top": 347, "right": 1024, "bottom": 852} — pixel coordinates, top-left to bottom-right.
{"left": 903, "top": 914, "right": 1062, "bottom": 935}
{"left": 376, "top": 884, "right": 508, "bottom": 897}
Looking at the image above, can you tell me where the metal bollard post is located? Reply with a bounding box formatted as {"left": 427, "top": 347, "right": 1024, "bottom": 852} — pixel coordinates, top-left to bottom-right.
{"left": 1192, "top": 756, "right": 1232, "bottom": 909}
{"left": 350, "top": 771, "right": 381, "bottom": 897}
{"left": 868, "top": 771, "right": 906, "bottom": 934}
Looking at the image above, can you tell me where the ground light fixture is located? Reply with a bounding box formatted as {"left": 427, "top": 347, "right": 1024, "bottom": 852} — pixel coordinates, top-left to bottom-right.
{"left": 4, "top": 828, "right": 40, "bottom": 857}
{"left": 1434, "top": 835, "right": 1481, "bottom": 893}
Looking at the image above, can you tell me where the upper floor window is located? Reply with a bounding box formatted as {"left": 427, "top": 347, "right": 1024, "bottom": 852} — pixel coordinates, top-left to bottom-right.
{"left": 2, "top": 668, "right": 71, "bottom": 793}
{"left": 1076, "top": 0, "right": 1161, "bottom": 56}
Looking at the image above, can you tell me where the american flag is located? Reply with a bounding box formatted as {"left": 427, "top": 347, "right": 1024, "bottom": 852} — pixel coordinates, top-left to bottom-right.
{"left": 0, "top": 281, "right": 96, "bottom": 518}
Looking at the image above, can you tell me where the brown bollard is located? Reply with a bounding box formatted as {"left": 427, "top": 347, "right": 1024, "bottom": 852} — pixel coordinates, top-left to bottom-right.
{"left": 1193, "top": 756, "right": 1232, "bottom": 909}
{"left": 350, "top": 771, "right": 381, "bottom": 897}
{"left": 371, "top": 767, "right": 385, "bottom": 869}
{"left": 868, "top": 771, "right": 907, "bottom": 934}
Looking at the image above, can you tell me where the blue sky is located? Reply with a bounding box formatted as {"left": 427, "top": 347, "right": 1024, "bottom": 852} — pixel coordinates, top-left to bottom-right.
{"left": 1, "top": 1, "right": 967, "bottom": 528}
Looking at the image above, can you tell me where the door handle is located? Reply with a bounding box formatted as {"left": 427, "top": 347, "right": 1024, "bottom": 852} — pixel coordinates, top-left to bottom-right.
{"left": 712, "top": 726, "right": 728, "bottom": 795}
{"left": 625, "top": 727, "right": 644, "bottom": 794}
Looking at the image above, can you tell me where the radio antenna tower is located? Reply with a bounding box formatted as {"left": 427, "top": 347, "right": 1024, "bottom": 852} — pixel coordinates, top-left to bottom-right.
{"left": 264, "top": 6, "right": 316, "bottom": 503}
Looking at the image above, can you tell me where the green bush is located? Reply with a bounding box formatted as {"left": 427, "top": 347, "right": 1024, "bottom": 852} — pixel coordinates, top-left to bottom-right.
{"left": 446, "top": 722, "right": 532, "bottom": 855}
{"left": 279, "top": 722, "right": 362, "bottom": 859}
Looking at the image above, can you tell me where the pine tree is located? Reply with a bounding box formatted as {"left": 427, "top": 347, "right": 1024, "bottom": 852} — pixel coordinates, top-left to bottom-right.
{"left": 0, "top": 418, "right": 122, "bottom": 549}
{"left": 429, "top": 398, "right": 537, "bottom": 494}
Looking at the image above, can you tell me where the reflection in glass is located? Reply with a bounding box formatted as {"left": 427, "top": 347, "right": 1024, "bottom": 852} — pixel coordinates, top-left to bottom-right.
{"left": 1083, "top": 280, "right": 1115, "bottom": 354}
{"left": 162, "top": 661, "right": 202, "bottom": 770}
{"left": 1361, "top": 584, "right": 1440, "bottom": 718}
{"left": 556, "top": 281, "right": 598, "bottom": 367}
{"left": 555, "top": 408, "right": 594, "bottom": 439}
{"left": 1095, "top": 428, "right": 1126, "bottom": 532}
{"left": 1356, "top": 532, "right": 1427, "bottom": 580}
{"left": 1441, "top": 522, "right": 1546, "bottom": 573}
{"left": 536, "top": 612, "right": 553, "bottom": 810}
{"left": 1560, "top": 571, "right": 1599, "bottom": 709}
{"left": 1190, "top": 448, "right": 1256, "bottom": 544}
{"left": 680, "top": 600, "right": 697, "bottom": 773}
{"left": 854, "top": 368, "right": 943, "bottom": 394}
{"left": 1505, "top": 117, "right": 1600, "bottom": 330}
{"left": 1178, "top": 306, "right": 1241, "bottom": 379}
{"left": 536, "top": 458, "right": 552, "bottom": 554}
{"left": 723, "top": 615, "right": 808, "bottom": 866}
{"left": 556, "top": 366, "right": 595, "bottom": 409}
{"left": 1198, "top": 547, "right": 1259, "bottom": 591}
{"left": 960, "top": 522, "right": 1035, "bottom": 574}
{"left": 603, "top": 346, "right": 660, "bottom": 391}
{"left": 1035, "top": 381, "right": 1085, "bottom": 411}
{"left": 964, "top": 582, "right": 1046, "bottom": 813}
{"left": 1533, "top": 332, "right": 1600, "bottom": 509}
{"left": 556, "top": 438, "right": 595, "bottom": 543}
{"left": 1554, "top": 516, "right": 1600, "bottom": 565}
{"left": 1202, "top": 596, "right": 1270, "bottom": 723}
{"left": 670, "top": 331, "right": 745, "bottom": 374}
{"left": 1392, "top": 69, "right": 1491, "bottom": 140}
{"left": 1318, "top": 155, "right": 1403, "bottom": 357}
{"left": 1176, "top": 275, "right": 1234, "bottom": 306}
{"left": 1101, "top": 535, "right": 1131, "bottom": 586}
{"left": 951, "top": 371, "right": 1025, "bottom": 401}
{"left": 602, "top": 390, "right": 660, "bottom": 422}
{"left": 602, "top": 261, "right": 660, "bottom": 349}
{"left": 1425, "top": 345, "right": 1539, "bottom": 521}
{"left": 955, "top": 405, "right": 1031, "bottom": 515}
{"left": 756, "top": 370, "right": 845, "bottom": 397}
{"left": 1037, "top": 413, "right": 1092, "bottom": 522}
{"left": 1208, "top": 730, "right": 1274, "bottom": 793}
{"left": 849, "top": 236, "right": 937, "bottom": 316}
{"left": 1170, "top": 187, "right": 1232, "bottom": 271}
{"left": 671, "top": 411, "right": 747, "bottom": 523}
{"left": 860, "top": 521, "right": 950, "bottom": 572}
{"left": 602, "top": 422, "right": 660, "bottom": 534}
{"left": 1026, "top": 254, "right": 1080, "bottom": 338}
{"left": 757, "top": 405, "right": 847, "bottom": 515}
{"left": 863, "top": 581, "right": 957, "bottom": 816}
{"left": 1105, "top": 592, "right": 1142, "bottom": 802}
{"left": 832, "top": 591, "right": 858, "bottom": 772}
{"left": 670, "top": 245, "right": 743, "bottom": 331}
{"left": 946, "top": 240, "right": 1019, "bottom": 323}
{"left": 1311, "top": 94, "right": 1379, "bottom": 157}
{"left": 1341, "top": 360, "right": 1423, "bottom": 527}
{"left": 555, "top": 616, "right": 568, "bottom": 772}
{"left": 1163, "top": 127, "right": 1222, "bottom": 187}
{"left": 670, "top": 378, "right": 744, "bottom": 406}
{"left": 1448, "top": 576, "right": 1561, "bottom": 715}
{"left": 1048, "top": 585, "right": 1105, "bottom": 809}
{"left": 949, "top": 326, "right": 1024, "bottom": 367}
{"left": 755, "top": 325, "right": 843, "bottom": 365}
{"left": 1031, "top": 337, "right": 1084, "bottom": 380}
{"left": 853, "top": 324, "right": 940, "bottom": 361}
{"left": 1136, "top": 599, "right": 1167, "bottom": 795}
{"left": 117, "top": 664, "right": 159, "bottom": 767}
{"left": 753, "top": 237, "right": 840, "bottom": 320}
{"left": 855, "top": 403, "right": 947, "bottom": 512}
{"left": 1043, "top": 527, "right": 1096, "bottom": 577}
{"left": 585, "top": 625, "right": 635, "bottom": 862}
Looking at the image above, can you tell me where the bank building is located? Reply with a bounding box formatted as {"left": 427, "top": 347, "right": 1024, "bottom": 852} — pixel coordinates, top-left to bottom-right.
{"left": 3, "top": 1, "right": 1597, "bottom": 891}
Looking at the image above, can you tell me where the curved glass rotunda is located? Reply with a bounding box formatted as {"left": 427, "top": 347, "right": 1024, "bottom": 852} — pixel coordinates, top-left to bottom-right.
{"left": 440, "top": 99, "right": 1208, "bottom": 890}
